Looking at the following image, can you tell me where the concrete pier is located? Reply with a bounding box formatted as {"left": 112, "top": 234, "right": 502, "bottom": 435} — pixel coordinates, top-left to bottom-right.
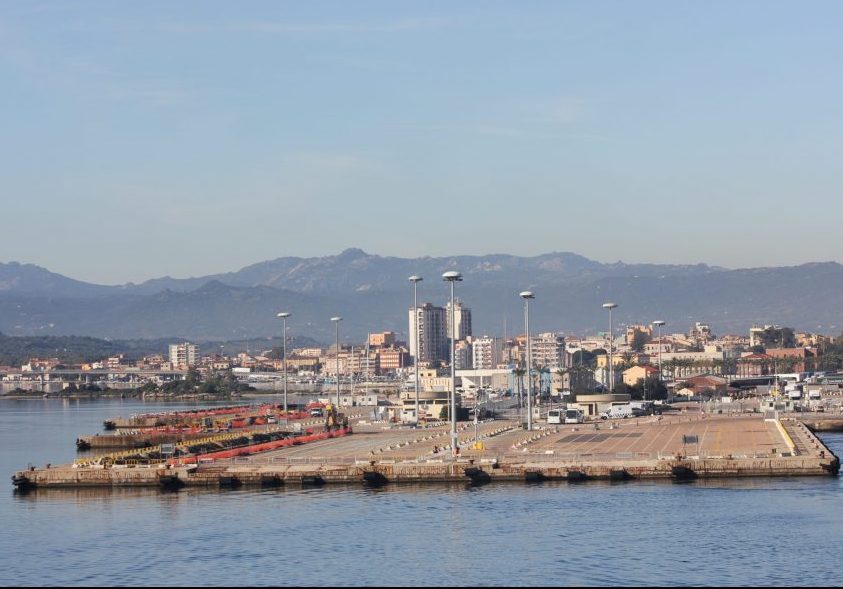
{"left": 13, "top": 414, "right": 839, "bottom": 490}
{"left": 795, "top": 416, "right": 843, "bottom": 433}
{"left": 77, "top": 432, "right": 214, "bottom": 450}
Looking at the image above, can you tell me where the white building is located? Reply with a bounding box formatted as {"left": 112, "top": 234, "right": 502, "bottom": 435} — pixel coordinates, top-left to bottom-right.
{"left": 472, "top": 336, "right": 503, "bottom": 370}
{"left": 454, "top": 341, "right": 473, "bottom": 370}
{"left": 409, "top": 303, "right": 448, "bottom": 364}
{"left": 750, "top": 324, "right": 774, "bottom": 348}
{"left": 530, "top": 333, "right": 566, "bottom": 371}
{"left": 168, "top": 343, "right": 198, "bottom": 368}
{"left": 445, "top": 299, "right": 472, "bottom": 341}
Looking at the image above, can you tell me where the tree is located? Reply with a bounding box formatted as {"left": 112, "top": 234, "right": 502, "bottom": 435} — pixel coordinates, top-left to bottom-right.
{"left": 574, "top": 348, "right": 598, "bottom": 368}
{"left": 630, "top": 331, "right": 649, "bottom": 353}
{"left": 758, "top": 326, "right": 796, "bottom": 349}
{"left": 559, "top": 365, "right": 595, "bottom": 396}
{"left": 662, "top": 359, "right": 676, "bottom": 381}
{"left": 777, "top": 356, "right": 800, "bottom": 374}
{"left": 537, "top": 366, "right": 551, "bottom": 400}
{"left": 512, "top": 368, "right": 525, "bottom": 407}
{"left": 613, "top": 377, "right": 667, "bottom": 400}
{"left": 618, "top": 351, "right": 635, "bottom": 372}
{"left": 439, "top": 405, "right": 468, "bottom": 421}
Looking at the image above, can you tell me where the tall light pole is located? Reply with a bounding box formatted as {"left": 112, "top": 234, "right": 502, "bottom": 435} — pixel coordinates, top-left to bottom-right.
{"left": 331, "top": 317, "right": 342, "bottom": 408}
{"left": 277, "top": 312, "right": 291, "bottom": 418}
{"left": 653, "top": 320, "right": 666, "bottom": 383}
{"left": 520, "top": 291, "right": 535, "bottom": 431}
{"left": 602, "top": 303, "right": 618, "bottom": 391}
{"left": 443, "top": 271, "right": 462, "bottom": 456}
{"left": 409, "top": 275, "right": 423, "bottom": 425}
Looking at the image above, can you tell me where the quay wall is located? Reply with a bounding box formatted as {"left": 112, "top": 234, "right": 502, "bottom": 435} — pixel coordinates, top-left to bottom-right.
{"left": 14, "top": 452, "right": 839, "bottom": 490}
{"left": 797, "top": 417, "right": 843, "bottom": 432}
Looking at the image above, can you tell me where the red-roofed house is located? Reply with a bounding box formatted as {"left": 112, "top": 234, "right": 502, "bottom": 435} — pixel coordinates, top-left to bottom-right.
{"left": 622, "top": 365, "right": 660, "bottom": 386}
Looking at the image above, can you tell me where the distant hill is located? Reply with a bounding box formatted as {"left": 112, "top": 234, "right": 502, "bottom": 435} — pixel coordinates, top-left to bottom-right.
{"left": 0, "top": 262, "right": 116, "bottom": 298}
{"left": 0, "top": 251, "right": 840, "bottom": 341}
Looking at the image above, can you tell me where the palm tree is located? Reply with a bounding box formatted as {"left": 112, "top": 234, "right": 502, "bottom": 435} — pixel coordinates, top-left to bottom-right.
{"left": 760, "top": 357, "right": 773, "bottom": 376}
{"left": 512, "top": 368, "right": 525, "bottom": 408}
{"left": 661, "top": 359, "right": 676, "bottom": 381}
{"left": 537, "top": 366, "right": 551, "bottom": 405}
{"left": 562, "top": 364, "right": 595, "bottom": 396}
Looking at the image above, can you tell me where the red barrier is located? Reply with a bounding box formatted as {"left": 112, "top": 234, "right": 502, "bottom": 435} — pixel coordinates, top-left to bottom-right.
{"left": 176, "top": 428, "right": 351, "bottom": 465}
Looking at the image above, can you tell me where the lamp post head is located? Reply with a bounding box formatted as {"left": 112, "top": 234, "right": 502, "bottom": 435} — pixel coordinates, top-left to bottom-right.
{"left": 442, "top": 271, "right": 462, "bottom": 282}
{"left": 277, "top": 312, "right": 291, "bottom": 319}
{"left": 331, "top": 316, "right": 342, "bottom": 323}
{"left": 520, "top": 291, "right": 535, "bottom": 300}
{"left": 652, "top": 320, "right": 665, "bottom": 327}
{"left": 409, "top": 275, "right": 423, "bottom": 283}
{"left": 602, "top": 302, "right": 618, "bottom": 310}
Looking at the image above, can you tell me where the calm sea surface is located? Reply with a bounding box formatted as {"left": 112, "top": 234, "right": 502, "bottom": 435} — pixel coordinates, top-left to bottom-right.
{"left": 2, "top": 398, "right": 842, "bottom": 587}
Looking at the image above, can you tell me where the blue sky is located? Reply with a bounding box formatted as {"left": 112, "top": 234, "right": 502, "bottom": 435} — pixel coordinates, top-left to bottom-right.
{"left": 2, "top": 1, "right": 842, "bottom": 284}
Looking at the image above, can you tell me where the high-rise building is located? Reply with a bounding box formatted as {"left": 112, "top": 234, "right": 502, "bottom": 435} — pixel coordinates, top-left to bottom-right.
{"left": 445, "top": 300, "right": 472, "bottom": 341}
{"left": 454, "top": 340, "right": 473, "bottom": 370}
{"left": 409, "top": 303, "right": 448, "bottom": 364}
{"left": 472, "top": 336, "right": 503, "bottom": 370}
{"left": 530, "top": 333, "right": 566, "bottom": 371}
{"left": 169, "top": 343, "right": 198, "bottom": 368}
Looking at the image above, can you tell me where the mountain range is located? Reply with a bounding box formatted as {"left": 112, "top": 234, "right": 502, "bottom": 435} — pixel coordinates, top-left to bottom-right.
{"left": 1, "top": 249, "right": 841, "bottom": 343}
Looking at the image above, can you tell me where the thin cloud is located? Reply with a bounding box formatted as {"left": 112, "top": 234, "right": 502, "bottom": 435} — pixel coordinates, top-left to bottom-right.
{"left": 280, "top": 152, "right": 383, "bottom": 173}
{"left": 157, "top": 18, "right": 450, "bottom": 35}
{"left": 521, "top": 98, "right": 588, "bottom": 125}
{"left": 0, "top": 23, "right": 192, "bottom": 108}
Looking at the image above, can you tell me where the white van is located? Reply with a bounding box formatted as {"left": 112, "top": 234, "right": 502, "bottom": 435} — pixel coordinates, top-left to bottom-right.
{"left": 601, "top": 404, "right": 633, "bottom": 420}
{"left": 547, "top": 409, "right": 562, "bottom": 424}
{"left": 564, "top": 409, "right": 585, "bottom": 424}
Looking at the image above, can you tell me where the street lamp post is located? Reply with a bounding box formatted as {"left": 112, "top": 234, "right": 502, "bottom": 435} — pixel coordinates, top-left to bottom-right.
{"left": 409, "top": 275, "right": 423, "bottom": 425}
{"left": 521, "top": 291, "right": 535, "bottom": 431}
{"left": 473, "top": 386, "right": 480, "bottom": 448}
{"left": 443, "top": 271, "right": 462, "bottom": 456}
{"left": 331, "top": 317, "right": 342, "bottom": 408}
{"left": 602, "top": 303, "right": 618, "bottom": 391}
{"left": 652, "top": 320, "right": 666, "bottom": 384}
{"left": 277, "top": 312, "right": 291, "bottom": 418}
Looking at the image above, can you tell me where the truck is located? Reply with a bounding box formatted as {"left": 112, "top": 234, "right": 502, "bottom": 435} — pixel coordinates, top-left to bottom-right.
{"left": 600, "top": 404, "right": 633, "bottom": 420}
{"left": 785, "top": 384, "right": 804, "bottom": 400}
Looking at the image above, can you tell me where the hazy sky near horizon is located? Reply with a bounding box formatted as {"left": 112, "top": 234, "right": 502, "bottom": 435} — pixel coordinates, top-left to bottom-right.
{"left": 2, "top": 1, "right": 843, "bottom": 284}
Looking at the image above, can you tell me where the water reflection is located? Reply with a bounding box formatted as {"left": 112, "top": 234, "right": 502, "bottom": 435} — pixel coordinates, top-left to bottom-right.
{"left": 2, "top": 400, "right": 842, "bottom": 587}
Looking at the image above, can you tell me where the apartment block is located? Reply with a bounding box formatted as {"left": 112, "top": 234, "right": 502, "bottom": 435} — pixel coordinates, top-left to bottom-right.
{"left": 472, "top": 336, "right": 503, "bottom": 370}
{"left": 409, "top": 303, "right": 448, "bottom": 364}
{"left": 168, "top": 343, "right": 198, "bottom": 368}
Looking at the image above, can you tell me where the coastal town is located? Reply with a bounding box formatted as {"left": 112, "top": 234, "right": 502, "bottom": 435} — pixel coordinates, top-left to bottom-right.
{"left": 9, "top": 288, "right": 843, "bottom": 492}
{"left": 3, "top": 295, "right": 842, "bottom": 419}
